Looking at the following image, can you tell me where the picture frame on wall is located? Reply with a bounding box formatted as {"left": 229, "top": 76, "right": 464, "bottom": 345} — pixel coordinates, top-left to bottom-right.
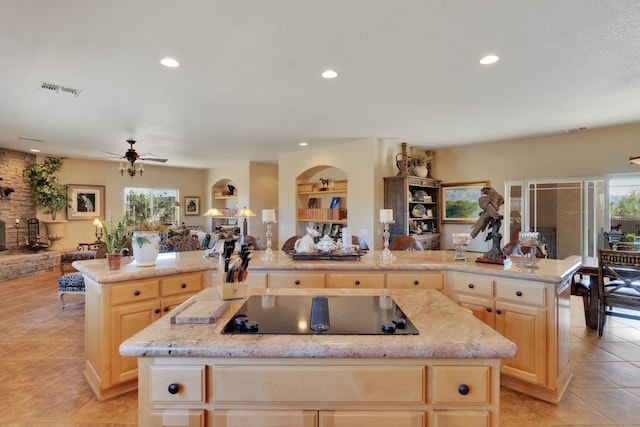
{"left": 441, "top": 181, "right": 490, "bottom": 223}
{"left": 184, "top": 196, "right": 200, "bottom": 215}
{"left": 67, "top": 184, "right": 105, "bottom": 221}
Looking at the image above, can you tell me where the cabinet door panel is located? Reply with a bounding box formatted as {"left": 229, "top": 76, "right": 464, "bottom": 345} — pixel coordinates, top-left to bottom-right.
{"left": 456, "top": 294, "right": 495, "bottom": 329}
{"left": 149, "top": 409, "right": 205, "bottom": 427}
{"left": 212, "top": 410, "right": 317, "bottom": 427}
{"left": 432, "top": 410, "right": 490, "bottom": 427}
{"left": 319, "top": 410, "right": 424, "bottom": 427}
{"left": 495, "top": 301, "right": 546, "bottom": 385}
{"left": 111, "top": 300, "right": 161, "bottom": 384}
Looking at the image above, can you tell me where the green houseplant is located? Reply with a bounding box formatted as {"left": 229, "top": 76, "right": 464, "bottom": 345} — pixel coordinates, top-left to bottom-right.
{"left": 101, "top": 217, "right": 132, "bottom": 255}
{"left": 22, "top": 156, "right": 71, "bottom": 249}
{"left": 22, "top": 157, "right": 70, "bottom": 220}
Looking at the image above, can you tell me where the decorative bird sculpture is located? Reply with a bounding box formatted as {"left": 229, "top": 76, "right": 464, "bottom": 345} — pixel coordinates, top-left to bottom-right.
{"left": 470, "top": 187, "right": 507, "bottom": 261}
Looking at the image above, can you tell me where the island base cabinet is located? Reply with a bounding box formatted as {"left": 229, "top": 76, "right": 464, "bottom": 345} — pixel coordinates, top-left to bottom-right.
{"left": 138, "top": 357, "right": 502, "bottom": 427}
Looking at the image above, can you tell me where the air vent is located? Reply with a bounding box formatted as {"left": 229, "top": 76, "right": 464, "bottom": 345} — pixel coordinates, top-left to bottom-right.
{"left": 19, "top": 136, "right": 44, "bottom": 143}
{"left": 39, "top": 81, "right": 82, "bottom": 97}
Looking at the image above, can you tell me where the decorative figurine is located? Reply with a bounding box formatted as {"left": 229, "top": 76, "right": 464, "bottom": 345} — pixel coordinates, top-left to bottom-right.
{"left": 470, "top": 187, "right": 509, "bottom": 265}
{"left": 319, "top": 178, "right": 330, "bottom": 191}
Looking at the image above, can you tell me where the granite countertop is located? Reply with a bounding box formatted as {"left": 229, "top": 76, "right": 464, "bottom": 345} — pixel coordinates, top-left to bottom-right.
{"left": 119, "top": 287, "right": 518, "bottom": 360}
{"left": 73, "top": 249, "right": 581, "bottom": 285}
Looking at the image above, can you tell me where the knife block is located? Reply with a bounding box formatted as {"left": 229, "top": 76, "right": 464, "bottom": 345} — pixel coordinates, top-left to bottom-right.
{"left": 216, "top": 256, "right": 248, "bottom": 300}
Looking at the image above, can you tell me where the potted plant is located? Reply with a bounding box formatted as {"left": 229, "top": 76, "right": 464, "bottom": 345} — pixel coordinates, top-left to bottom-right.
{"left": 409, "top": 151, "right": 432, "bottom": 178}
{"left": 22, "top": 157, "right": 71, "bottom": 250}
{"left": 130, "top": 218, "right": 169, "bottom": 266}
{"left": 100, "top": 217, "right": 132, "bottom": 270}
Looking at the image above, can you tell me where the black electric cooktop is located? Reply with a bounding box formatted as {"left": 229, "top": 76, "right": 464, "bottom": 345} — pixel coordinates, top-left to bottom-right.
{"left": 222, "top": 295, "right": 419, "bottom": 335}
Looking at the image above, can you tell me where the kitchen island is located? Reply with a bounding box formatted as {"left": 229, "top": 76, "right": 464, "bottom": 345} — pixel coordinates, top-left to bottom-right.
{"left": 121, "top": 287, "right": 517, "bottom": 427}
{"left": 74, "top": 250, "right": 580, "bottom": 404}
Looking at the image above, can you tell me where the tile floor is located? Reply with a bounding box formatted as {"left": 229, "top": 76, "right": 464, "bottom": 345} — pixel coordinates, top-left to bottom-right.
{"left": 0, "top": 271, "right": 639, "bottom": 426}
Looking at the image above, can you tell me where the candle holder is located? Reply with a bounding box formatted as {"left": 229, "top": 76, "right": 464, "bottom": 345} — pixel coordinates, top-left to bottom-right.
{"left": 452, "top": 233, "right": 470, "bottom": 261}
{"left": 379, "top": 221, "right": 396, "bottom": 263}
{"left": 518, "top": 231, "right": 539, "bottom": 269}
{"left": 260, "top": 220, "right": 276, "bottom": 262}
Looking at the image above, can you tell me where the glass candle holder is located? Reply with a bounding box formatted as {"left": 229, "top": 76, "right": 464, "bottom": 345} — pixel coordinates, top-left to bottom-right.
{"left": 378, "top": 221, "right": 396, "bottom": 263}
{"left": 452, "top": 232, "right": 470, "bottom": 261}
{"left": 518, "top": 231, "right": 539, "bottom": 269}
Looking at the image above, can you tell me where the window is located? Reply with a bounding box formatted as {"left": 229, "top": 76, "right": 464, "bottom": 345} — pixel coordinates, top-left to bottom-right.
{"left": 124, "top": 188, "right": 179, "bottom": 227}
{"left": 608, "top": 176, "right": 640, "bottom": 239}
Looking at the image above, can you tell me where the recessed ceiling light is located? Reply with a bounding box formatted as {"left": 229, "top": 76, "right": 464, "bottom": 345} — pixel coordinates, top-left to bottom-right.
{"left": 479, "top": 55, "right": 500, "bottom": 65}
{"left": 160, "top": 57, "right": 181, "bottom": 68}
{"left": 321, "top": 70, "right": 338, "bottom": 79}
{"left": 30, "top": 148, "right": 40, "bottom": 153}
{"left": 299, "top": 142, "right": 309, "bottom": 146}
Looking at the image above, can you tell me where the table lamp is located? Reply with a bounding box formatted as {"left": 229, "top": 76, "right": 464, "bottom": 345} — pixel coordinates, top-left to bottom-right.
{"left": 93, "top": 218, "right": 103, "bottom": 243}
{"left": 203, "top": 208, "right": 223, "bottom": 231}
{"left": 235, "top": 207, "right": 256, "bottom": 236}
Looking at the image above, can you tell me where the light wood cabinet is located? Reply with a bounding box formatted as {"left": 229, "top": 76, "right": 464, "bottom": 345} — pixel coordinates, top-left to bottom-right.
{"left": 326, "top": 272, "right": 385, "bottom": 288}
{"left": 84, "top": 272, "right": 203, "bottom": 401}
{"left": 447, "top": 271, "right": 570, "bottom": 403}
{"left": 138, "top": 357, "right": 501, "bottom": 427}
{"left": 386, "top": 271, "right": 444, "bottom": 290}
{"left": 384, "top": 175, "right": 442, "bottom": 250}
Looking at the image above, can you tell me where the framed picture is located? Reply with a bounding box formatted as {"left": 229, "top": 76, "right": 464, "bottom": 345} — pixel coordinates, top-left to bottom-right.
{"left": 426, "top": 208, "right": 434, "bottom": 218}
{"left": 184, "top": 196, "right": 200, "bottom": 215}
{"left": 67, "top": 184, "right": 105, "bottom": 221}
{"left": 441, "top": 181, "right": 490, "bottom": 223}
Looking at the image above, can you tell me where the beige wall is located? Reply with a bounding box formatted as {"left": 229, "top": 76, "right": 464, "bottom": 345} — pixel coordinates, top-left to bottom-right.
{"left": 434, "top": 122, "right": 640, "bottom": 250}
{"left": 50, "top": 157, "right": 206, "bottom": 249}
{"left": 278, "top": 138, "right": 398, "bottom": 250}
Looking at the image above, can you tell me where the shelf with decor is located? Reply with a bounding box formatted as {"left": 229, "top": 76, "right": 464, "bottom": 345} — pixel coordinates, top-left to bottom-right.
{"left": 211, "top": 180, "right": 239, "bottom": 229}
{"left": 384, "top": 175, "right": 442, "bottom": 250}
{"left": 296, "top": 174, "right": 348, "bottom": 235}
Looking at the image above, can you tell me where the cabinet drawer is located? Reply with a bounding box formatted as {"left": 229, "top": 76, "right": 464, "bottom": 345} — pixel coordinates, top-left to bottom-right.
{"left": 150, "top": 409, "right": 205, "bottom": 427}
{"left": 431, "top": 366, "right": 491, "bottom": 404}
{"left": 449, "top": 273, "right": 493, "bottom": 297}
{"left": 161, "top": 273, "right": 203, "bottom": 297}
{"left": 268, "top": 273, "right": 325, "bottom": 288}
{"left": 213, "top": 410, "right": 317, "bottom": 427}
{"left": 213, "top": 365, "right": 425, "bottom": 404}
{"left": 495, "top": 279, "right": 545, "bottom": 306}
{"left": 326, "top": 273, "right": 385, "bottom": 288}
{"left": 319, "top": 410, "right": 424, "bottom": 427}
{"left": 111, "top": 279, "right": 159, "bottom": 305}
{"left": 386, "top": 272, "right": 443, "bottom": 290}
{"left": 150, "top": 365, "right": 206, "bottom": 403}
{"left": 431, "top": 410, "right": 490, "bottom": 427}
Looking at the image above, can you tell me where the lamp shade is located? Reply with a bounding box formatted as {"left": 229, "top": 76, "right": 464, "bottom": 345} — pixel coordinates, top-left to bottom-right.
{"left": 93, "top": 218, "right": 103, "bottom": 227}
{"left": 235, "top": 207, "right": 256, "bottom": 217}
{"left": 630, "top": 156, "right": 640, "bottom": 165}
{"left": 204, "top": 208, "right": 223, "bottom": 217}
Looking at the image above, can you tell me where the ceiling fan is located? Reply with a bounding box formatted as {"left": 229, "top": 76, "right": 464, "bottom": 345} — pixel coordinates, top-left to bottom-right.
{"left": 103, "top": 139, "right": 168, "bottom": 177}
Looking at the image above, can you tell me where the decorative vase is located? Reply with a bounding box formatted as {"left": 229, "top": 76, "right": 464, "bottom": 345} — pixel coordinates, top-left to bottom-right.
{"left": 106, "top": 253, "right": 122, "bottom": 270}
{"left": 132, "top": 231, "right": 161, "bottom": 267}
{"left": 412, "top": 165, "right": 428, "bottom": 178}
{"left": 43, "top": 220, "right": 67, "bottom": 251}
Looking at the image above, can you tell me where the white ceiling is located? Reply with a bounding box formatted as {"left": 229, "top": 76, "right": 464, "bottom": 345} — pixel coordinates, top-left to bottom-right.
{"left": 1, "top": 0, "right": 639, "bottom": 169}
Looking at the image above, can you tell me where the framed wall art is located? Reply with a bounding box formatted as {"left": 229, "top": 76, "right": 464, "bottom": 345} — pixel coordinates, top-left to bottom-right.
{"left": 67, "top": 184, "right": 105, "bottom": 221}
{"left": 184, "top": 196, "right": 200, "bottom": 215}
{"left": 441, "top": 181, "right": 490, "bottom": 223}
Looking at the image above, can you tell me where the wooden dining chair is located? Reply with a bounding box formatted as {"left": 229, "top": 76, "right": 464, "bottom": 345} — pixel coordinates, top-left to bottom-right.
{"left": 389, "top": 235, "right": 424, "bottom": 251}
{"left": 597, "top": 249, "right": 640, "bottom": 336}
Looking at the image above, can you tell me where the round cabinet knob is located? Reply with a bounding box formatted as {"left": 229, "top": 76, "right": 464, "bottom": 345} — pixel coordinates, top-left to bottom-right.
{"left": 181, "top": 283, "right": 187, "bottom": 289}
{"left": 516, "top": 290, "right": 523, "bottom": 297}
{"left": 496, "top": 309, "right": 502, "bottom": 315}
{"left": 163, "top": 306, "right": 169, "bottom": 312}
{"left": 413, "top": 280, "right": 419, "bottom": 286}
{"left": 458, "top": 384, "right": 470, "bottom": 395}
{"left": 486, "top": 307, "right": 492, "bottom": 313}
{"left": 354, "top": 280, "right": 360, "bottom": 286}
{"left": 134, "top": 290, "right": 140, "bottom": 296}
{"left": 294, "top": 280, "right": 300, "bottom": 285}
{"left": 468, "top": 283, "right": 474, "bottom": 289}
{"left": 154, "top": 308, "right": 160, "bottom": 314}
{"left": 167, "top": 383, "right": 180, "bottom": 395}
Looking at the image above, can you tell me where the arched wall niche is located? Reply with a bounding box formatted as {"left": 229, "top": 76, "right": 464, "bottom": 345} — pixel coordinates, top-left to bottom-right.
{"left": 210, "top": 178, "right": 239, "bottom": 232}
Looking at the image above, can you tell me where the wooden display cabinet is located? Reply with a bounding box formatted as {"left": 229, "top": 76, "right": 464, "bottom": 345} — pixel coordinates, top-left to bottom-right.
{"left": 384, "top": 176, "right": 442, "bottom": 250}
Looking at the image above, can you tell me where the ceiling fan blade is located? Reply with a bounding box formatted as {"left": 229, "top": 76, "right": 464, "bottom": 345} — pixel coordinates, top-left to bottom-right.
{"left": 139, "top": 157, "right": 168, "bottom": 163}
{"left": 102, "top": 150, "right": 124, "bottom": 157}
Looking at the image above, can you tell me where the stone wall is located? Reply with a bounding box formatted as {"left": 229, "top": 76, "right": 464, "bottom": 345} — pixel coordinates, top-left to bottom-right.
{"left": 0, "top": 250, "right": 61, "bottom": 282}
{"left": 0, "top": 148, "right": 37, "bottom": 251}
